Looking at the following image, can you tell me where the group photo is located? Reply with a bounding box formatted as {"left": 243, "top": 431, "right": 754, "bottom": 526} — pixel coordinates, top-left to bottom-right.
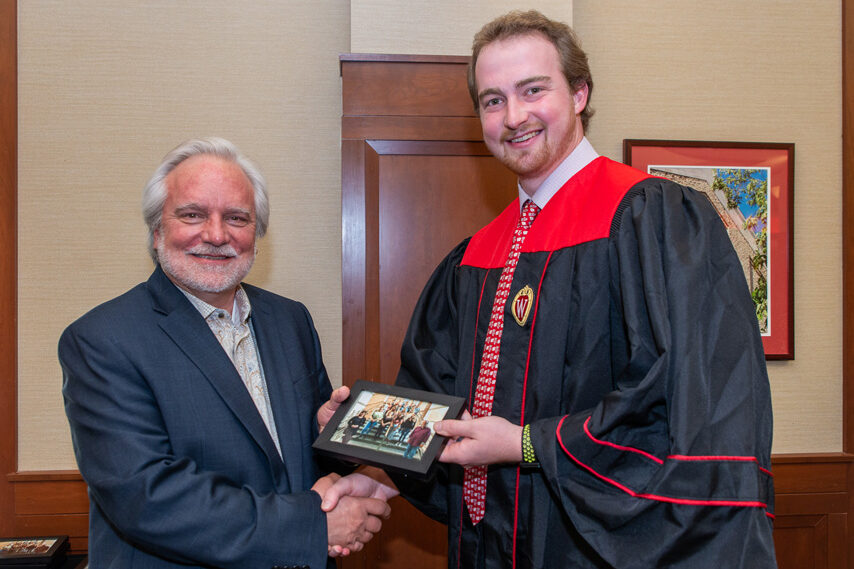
{"left": 329, "top": 392, "right": 445, "bottom": 460}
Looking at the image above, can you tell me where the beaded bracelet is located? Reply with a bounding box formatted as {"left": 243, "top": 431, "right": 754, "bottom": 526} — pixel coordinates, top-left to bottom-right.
{"left": 522, "top": 423, "right": 537, "bottom": 463}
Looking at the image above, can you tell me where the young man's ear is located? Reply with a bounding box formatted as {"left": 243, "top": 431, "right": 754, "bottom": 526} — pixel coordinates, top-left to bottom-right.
{"left": 572, "top": 82, "right": 589, "bottom": 115}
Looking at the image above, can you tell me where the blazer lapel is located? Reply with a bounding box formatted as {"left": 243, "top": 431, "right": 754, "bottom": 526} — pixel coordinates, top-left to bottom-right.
{"left": 247, "top": 291, "right": 306, "bottom": 493}
{"left": 146, "top": 268, "right": 287, "bottom": 474}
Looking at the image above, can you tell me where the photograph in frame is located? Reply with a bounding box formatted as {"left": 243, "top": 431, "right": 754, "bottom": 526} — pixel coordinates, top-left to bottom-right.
{"left": 0, "top": 535, "right": 69, "bottom": 566}
{"left": 313, "top": 380, "right": 465, "bottom": 478}
{"left": 623, "top": 139, "right": 794, "bottom": 360}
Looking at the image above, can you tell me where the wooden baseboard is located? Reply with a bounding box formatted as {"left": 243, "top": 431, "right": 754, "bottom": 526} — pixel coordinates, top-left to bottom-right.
{"left": 772, "top": 454, "right": 852, "bottom": 568}
{"left": 8, "top": 455, "right": 852, "bottom": 565}
{"left": 7, "top": 471, "right": 88, "bottom": 554}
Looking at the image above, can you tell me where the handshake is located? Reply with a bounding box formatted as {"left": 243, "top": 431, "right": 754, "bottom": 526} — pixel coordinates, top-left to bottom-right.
{"left": 312, "top": 382, "right": 517, "bottom": 558}
{"left": 311, "top": 470, "right": 397, "bottom": 557}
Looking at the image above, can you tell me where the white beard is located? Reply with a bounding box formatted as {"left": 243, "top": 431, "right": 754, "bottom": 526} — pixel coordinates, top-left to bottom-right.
{"left": 156, "top": 242, "right": 255, "bottom": 295}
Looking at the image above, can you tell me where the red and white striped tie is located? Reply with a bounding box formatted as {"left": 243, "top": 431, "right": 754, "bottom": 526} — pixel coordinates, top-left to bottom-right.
{"left": 463, "top": 199, "right": 540, "bottom": 524}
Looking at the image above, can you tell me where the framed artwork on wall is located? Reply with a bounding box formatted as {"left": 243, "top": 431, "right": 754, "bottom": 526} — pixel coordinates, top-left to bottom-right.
{"left": 623, "top": 139, "right": 794, "bottom": 360}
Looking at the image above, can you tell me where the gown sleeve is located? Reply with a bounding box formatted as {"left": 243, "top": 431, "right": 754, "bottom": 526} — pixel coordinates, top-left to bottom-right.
{"left": 390, "top": 239, "right": 471, "bottom": 524}
{"left": 531, "top": 180, "right": 777, "bottom": 567}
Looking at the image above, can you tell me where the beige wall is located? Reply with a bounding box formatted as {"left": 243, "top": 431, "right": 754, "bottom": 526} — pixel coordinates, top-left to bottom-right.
{"left": 16, "top": 1, "right": 842, "bottom": 470}
{"left": 351, "top": 1, "right": 572, "bottom": 54}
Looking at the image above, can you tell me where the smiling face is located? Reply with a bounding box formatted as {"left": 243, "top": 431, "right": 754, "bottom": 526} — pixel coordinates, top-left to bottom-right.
{"left": 475, "top": 33, "right": 588, "bottom": 195}
{"left": 153, "top": 154, "right": 257, "bottom": 310}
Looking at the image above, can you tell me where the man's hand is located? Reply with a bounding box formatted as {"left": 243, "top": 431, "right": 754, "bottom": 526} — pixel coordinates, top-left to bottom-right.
{"left": 312, "top": 473, "right": 351, "bottom": 557}
{"left": 317, "top": 386, "right": 350, "bottom": 432}
{"left": 320, "top": 470, "right": 398, "bottom": 512}
{"left": 311, "top": 472, "right": 341, "bottom": 499}
{"left": 324, "top": 492, "right": 390, "bottom": 555}
{"left": 434, "top": 411, "right": 523, "bottom": 467}
{"left": 313, "top": 470, "right": 396, "bottom": 557}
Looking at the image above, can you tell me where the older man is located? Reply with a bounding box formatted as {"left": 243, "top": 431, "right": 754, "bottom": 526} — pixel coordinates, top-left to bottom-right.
{"left": 60, "top": 138, "right": 393, "bottom": 569}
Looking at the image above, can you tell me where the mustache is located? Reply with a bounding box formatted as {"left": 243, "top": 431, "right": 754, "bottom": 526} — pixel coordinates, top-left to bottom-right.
{"left": 502, "top": 121, "right": 544, "bottom": 142}
{"left": 186, "top": 244, "right": 239, "bottom": 257}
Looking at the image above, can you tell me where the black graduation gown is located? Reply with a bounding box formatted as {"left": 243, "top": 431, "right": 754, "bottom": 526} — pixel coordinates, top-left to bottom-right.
{"left": 392, "top": 157, "right": 776, "bottom": 569}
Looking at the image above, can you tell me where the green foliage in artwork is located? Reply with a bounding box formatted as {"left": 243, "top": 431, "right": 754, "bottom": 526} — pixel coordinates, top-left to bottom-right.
{"left": 713, "top": 168, "right": 768, "bottom": 330}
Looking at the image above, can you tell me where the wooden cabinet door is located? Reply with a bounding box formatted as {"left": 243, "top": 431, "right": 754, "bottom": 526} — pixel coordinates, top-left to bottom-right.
{"left": 341, "top": 56, "right": 517, "bottom": 569}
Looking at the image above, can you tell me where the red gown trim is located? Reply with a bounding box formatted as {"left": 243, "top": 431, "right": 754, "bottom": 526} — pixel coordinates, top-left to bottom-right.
{"left": 556, "top": 416, "right": 775, "bottom": 518}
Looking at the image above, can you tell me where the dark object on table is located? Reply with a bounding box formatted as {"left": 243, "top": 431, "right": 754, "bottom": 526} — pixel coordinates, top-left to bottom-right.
{"left": 0, "top": 535, "right": 69, "bottom": 567}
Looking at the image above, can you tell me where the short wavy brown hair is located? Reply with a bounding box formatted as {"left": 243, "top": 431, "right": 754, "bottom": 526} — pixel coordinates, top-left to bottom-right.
{"left": 467, "top": 10, "right": 594, "bottom": 131}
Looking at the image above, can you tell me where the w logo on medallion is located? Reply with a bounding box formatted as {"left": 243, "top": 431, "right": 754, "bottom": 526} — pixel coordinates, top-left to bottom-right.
{"left": 511, "top": 285, "right": 534, "bottom": 326}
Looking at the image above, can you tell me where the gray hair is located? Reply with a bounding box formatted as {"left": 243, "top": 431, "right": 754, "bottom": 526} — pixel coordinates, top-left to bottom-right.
{"left": 142, "top": 137, "right": 269, "bottom": 262}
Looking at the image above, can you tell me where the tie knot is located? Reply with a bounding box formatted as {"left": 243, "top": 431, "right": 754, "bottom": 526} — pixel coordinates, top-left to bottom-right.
{"left": 519, "top": 199, "right": 540, "bottom": 230}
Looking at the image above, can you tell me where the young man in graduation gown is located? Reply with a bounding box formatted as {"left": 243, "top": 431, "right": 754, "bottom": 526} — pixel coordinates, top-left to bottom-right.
{"left": 386, "top": 10, "right": 776, "bottom": 569}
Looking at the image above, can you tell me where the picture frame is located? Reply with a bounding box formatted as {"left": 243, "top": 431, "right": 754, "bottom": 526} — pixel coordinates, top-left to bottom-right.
{"left": 623, "top": 140, "right": 794, "bottom": 359}
{"left": 313, "top": 380, "right": 465, "bottom": 478}
{"left": 0, "top": 535, "right": 68, "bottom": 567}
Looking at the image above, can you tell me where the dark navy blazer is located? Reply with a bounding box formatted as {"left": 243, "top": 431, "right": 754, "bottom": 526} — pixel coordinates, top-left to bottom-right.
{"left": 60, "top": 266, "right": 335, "bottom": 569}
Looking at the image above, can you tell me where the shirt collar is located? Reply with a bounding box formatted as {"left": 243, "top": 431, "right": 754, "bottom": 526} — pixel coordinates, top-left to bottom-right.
{"left": 180, "top": 286, "right": 251, "bottom": 326}
{"left": 518, "top": 137, "right": 599, "bottom": 211}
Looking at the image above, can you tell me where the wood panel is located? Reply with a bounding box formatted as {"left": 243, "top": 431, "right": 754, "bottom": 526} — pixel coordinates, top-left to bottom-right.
{"left": 7, "top": 472, "right": 88, "bottom": 553}
{"left": 773, "top": 455, "right": 851, "bottom": 493}
{"left": 339, "top": 56, "right": 498, "bottom": 569}
{"left": 0, "top": 0, "right": 16, "bottom": 539}
{"left": 774, "top": 516, "right": 830, "bottom": 569}
{"left": 6, "top": 457, "right": 850, "bottom": 564}
{"left": 342, "top": 116, "right": 482, "bottom": 142}
{"left": 13, "top": 481, "right": 88, "bottom": 515}
{"left": 773, "top": 454, "right": 851, "bottom": 568}
{"left": 843, "top": 0, "right": 854, "bottom": 565}
{"left": 341, "top": 54, "right": 471, "bottom": 118}
{"left": 772, "top": 512, "right": 848, "bottom": 569}
{"left": 341, "top": 138, "right": 517, "bottom": 569}
{"left": 375, "top": 148, "right": 514, "bottom": 383}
